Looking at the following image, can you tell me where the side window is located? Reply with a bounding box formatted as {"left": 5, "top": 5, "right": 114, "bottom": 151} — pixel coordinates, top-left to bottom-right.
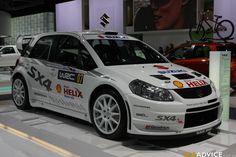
{"left": 55, "top": 36, "right": 97, "bottom": 70}
{"left": 194, "top": 46, "right": 210, "bottom": 58}
{"left": 80, "top": 44, "right": 97, "bottom": 70}
{"left": 1, "top": 47, "right": 15, "bottom": 54}
{"left": 29, "top": 37, "right": 53, "bottom": 60}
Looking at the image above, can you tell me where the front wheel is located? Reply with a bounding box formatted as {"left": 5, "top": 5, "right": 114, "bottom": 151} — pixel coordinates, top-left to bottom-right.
{"left": 91, "top": 89, "right": 127, "bottom": 140}
{"left": 12, "top": 76, "right": 31, "bottom": 110}
{"left": 216, "top": 20, "right": 234, "bottom": 40}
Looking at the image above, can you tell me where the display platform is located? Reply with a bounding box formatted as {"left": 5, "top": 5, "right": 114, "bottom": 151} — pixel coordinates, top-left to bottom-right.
{"left": 0, "top": 100, "right": 236, "bottom": 157}
{"left": 1, "top": 68, "right": 236, "bottom": 157}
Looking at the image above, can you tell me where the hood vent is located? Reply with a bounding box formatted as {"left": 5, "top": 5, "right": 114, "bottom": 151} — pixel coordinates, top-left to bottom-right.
{"left": 151, "top": 75, "right": 170, "bottom": 80}
{"left": 172, "top": 73, "right": 195, "bottom": 80}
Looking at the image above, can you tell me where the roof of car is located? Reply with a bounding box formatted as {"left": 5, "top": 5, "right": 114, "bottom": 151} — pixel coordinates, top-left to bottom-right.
{"left": 29, "top": 31, "right": 129, "bottom": 38}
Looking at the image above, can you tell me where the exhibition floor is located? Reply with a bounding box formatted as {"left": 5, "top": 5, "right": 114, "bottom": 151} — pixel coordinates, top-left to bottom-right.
{"left": 1, "top": 70, "right": 236, "bottom": 157}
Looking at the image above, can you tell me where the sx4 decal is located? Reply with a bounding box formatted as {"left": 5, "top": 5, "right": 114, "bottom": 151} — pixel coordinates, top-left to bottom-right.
{"left": 27, "top": 66, "right": 52, "bottom": 91}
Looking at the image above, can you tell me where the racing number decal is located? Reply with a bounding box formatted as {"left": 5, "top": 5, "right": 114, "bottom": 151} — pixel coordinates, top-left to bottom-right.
{"left": 77, "top": 73, "right": 84, "bottom": 84}
{"left": 27, "top": 66, "right": 52, "bottom": 91}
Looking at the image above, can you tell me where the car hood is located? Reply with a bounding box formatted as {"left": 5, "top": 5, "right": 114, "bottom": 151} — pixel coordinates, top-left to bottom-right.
{"left": 107, "top": 63, "right": 211, "bottom": 89}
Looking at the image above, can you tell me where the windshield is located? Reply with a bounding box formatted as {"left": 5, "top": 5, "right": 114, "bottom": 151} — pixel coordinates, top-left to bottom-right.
{"left": 87, "top": 39, "right": 168, "bottom": 66}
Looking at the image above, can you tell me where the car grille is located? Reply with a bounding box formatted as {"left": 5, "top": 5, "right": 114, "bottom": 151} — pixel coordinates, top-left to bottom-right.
{"left": 174, "top": 85, "right": 212, "bottom": 98}
{"left": 186, "top": 102, "right": 220, "bottom": 112}
{"left": 184, "top": 103, "right": 219, "bottom": 128}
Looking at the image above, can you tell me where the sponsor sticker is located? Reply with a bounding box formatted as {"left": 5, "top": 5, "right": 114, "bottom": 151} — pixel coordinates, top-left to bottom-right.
{"left": 133, "top": 104, "right": 150, "bottom": 109}
{"left": 97, "top": 35, "right": 127, "bottom": 39}
{"left": 185, "top": 80, "right": 208, "bottom": 88}
{"left": 56, "top": 84, "right": 83, "bottom": 99}
{"left": 156, "top": 115, "right": 177, "bottom": 121}
{"left": 173, "top": 80, "right": 184, "bottom": 88}
{"left": 153, "top": 65, "right": 169, "bottom": 69}
{"left": 158, "top": 69, "right": 187, "bottom": 74}
{"left": 145, "top": 125, "right": 170, "bottom": 131}
{"left": 64, "top": 86, "right": 83, "bottom": 99}
{"left": 56, "top": 84, "right": 62, "bottom": 93}
{"left": 196, "top": 128, "right": 212, "bottom": 135}
{"left": 156, "top": 115, "right": 184, "bottom": 124}
{"left": 135, "top": 113, "right": 148, "bottom": 118}
{"left": 27, "top": 66, "right": 52, "bottom": 91}
{"left": 58, "top": 70, "right": 84, "bottom": 84}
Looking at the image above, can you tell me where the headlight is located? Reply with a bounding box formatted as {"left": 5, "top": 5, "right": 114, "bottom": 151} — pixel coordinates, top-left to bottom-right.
{"left": 129, "top": 79, "right": 174, "bottom": 101}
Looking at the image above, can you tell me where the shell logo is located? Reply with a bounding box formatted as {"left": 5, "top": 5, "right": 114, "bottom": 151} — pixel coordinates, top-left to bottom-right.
{"left": 56, "top": 84, "right": 62, "bottom": 93}
{"left": 173, "top": 81, "right": 184, "bottom": 88}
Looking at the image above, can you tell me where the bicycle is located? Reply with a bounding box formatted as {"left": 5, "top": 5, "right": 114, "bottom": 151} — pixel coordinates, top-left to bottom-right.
{"left": 189, "top": 11, "right": 234, "bottom": 41}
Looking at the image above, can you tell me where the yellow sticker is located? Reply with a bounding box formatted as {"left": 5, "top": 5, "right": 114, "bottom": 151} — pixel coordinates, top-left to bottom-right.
{"left": 56, "top": 84, "right": 62, "bottom": 93}
{"left": 173, "top": 80, "right": 184, "bottom": 88}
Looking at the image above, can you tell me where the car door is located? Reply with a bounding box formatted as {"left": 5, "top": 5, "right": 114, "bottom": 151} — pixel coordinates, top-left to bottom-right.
{"left": 0, "top": 46, "right": 18, "bottom": 67}
{"left": 47, "top": 35, "right": 97, "bottom": 116}
{"left": 25, "top": 36, "right": 56, "bottom": 106}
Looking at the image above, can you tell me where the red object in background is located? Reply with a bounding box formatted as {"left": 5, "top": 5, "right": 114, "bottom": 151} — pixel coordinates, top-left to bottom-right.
{"left": 165, "top": 42, "right": 236, "bottom": 90}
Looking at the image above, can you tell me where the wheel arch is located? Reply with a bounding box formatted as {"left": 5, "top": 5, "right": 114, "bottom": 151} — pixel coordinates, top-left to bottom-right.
{"left": 88, "top": 84, "right": 131, "bottom": 130}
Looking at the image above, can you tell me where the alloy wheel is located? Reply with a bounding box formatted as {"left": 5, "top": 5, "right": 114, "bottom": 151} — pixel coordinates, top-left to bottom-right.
{"left": 93, "top": 94, "right": 121, "bottom": 135}
{"left": 12, "top": 79, "right": 25, "bottom": 107}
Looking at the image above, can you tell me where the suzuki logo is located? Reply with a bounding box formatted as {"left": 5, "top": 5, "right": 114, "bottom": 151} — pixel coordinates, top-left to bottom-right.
{"left": 100, "top": 13, "right": 110, "bottom": 28}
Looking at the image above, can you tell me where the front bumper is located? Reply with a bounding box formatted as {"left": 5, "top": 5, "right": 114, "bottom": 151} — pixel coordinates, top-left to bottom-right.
{"left": 125, "top": 91, "right": 222, "bottom": 136}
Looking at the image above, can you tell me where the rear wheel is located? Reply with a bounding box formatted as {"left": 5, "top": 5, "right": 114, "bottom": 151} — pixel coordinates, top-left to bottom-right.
{"left": 91, "top": 89, "right": 127, "bottom": 140}
{"left": 12, "top": 76, "right": 31, "bottom": 110}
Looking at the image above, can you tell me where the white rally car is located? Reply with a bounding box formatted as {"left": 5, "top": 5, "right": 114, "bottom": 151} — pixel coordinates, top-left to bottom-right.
{"left": 12, "top": 31, "right": 222, "bottom": 140}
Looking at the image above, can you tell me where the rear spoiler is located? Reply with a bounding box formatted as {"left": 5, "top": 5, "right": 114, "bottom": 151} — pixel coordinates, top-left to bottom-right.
{"left": 16, "top": 35, "right": 33, "bottom": 54}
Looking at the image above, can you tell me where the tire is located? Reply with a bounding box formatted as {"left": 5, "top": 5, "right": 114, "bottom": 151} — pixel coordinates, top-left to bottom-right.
{"left": 189, "top": 24, "right": 205, "bottom": 41}
{"left": 216, "top": 20, "right": 234, "bottom": 40}
{"left": 90, "top": 88, "right": 127, "bottom": 140}
{"left": 12, "top": 76, "right": 31, "bottom": 110}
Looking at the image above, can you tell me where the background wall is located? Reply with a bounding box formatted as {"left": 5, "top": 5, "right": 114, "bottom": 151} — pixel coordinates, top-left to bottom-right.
{"left": 214, "top": 0, "right": 236, "bottom": 42}
{"left": 89, "top": 0, "right": 124, "bottom": 33}
{"left": 5, "top": 12, "right": 54, "bottom": 45}
{"left": 0, "top": 11, "right": 11, "bottom": 37}
{"left": 56, "top": 0, "right": 83, "bottom": 32}
{"left": 126, "top": 27, "right": 190, "bottom": 51}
